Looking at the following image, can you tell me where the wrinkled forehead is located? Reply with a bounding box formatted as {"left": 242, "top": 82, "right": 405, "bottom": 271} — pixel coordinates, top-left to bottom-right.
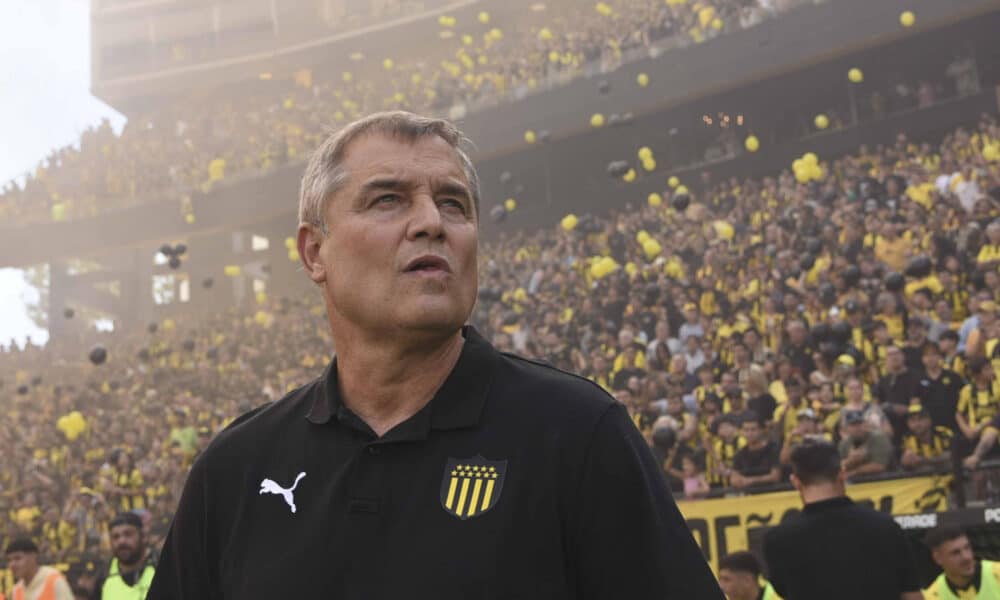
{"left": 341, "top": 132, "right": 470, "bottom": 189}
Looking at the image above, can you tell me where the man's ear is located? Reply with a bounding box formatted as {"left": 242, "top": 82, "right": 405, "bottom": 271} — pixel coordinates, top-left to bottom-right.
{"left": 790, "top": 473, "right": 802, "bottom": 493}
{"left": 298, "top": 224, "right": 326, "bottom": 284}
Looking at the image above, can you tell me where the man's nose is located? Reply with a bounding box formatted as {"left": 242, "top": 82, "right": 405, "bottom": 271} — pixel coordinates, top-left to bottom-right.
{"left": 407, "top": 194, "right": 444, "bottom": 240}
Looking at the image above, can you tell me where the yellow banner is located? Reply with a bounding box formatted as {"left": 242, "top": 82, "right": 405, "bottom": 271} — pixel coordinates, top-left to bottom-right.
{"left": 677, "top": 475, "right": 950, "bottom": 570}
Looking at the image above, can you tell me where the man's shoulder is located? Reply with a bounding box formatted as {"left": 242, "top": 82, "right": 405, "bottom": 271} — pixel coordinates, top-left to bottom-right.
{"left": 493, "top": 352, "right": 616, "bottom": 418}
{"left": 203, "top": 379, "right": 319, "bottom": 455}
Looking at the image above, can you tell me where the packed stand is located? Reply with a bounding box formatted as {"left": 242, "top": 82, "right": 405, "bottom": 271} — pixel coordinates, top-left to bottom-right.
{"left": 0, "top": 0, "right": 795, "bottom": 227}
{"left": 1, "top": 113, "right": 999, "bottom": 592}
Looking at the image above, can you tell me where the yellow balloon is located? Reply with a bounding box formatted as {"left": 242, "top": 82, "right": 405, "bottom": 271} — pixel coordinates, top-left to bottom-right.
{"left": 561, "top": 214, "right": 578, "bottom": 231}
{"left": 848, "top": 68, "right": 864, "bottom": 83}
{"left": 342, "top": 71, "right": 353, "bottom": 83}
{"left": 548, "top": 51, "right": 560, "bottom": 63}
{"left": 648, "top": 193, "right": 662, "bottom": 207}
{"left": 288, "top": 249, "right": 300, "bottom": 262}
{"left": 675, "top": 185, "right": 689, "bottom": 195}
{"left": 814, "top": 114, "right": 829, "bottom": 130}
{"left": 184, "top": 213, "right": 196, "bottom": 224}
{"left": 637, "top": 230, "right": 651, "bottom": 244}
{"left": 745, "top": 135, "right": 760, "bottom": 152}
{"left": 711, "top": 17, "right": 723, "bottom": 30}
{"left": 625, "top": 262, "right": 639, "bottom": 276}
{"left": 900, "top": 11, "right": 915, "bottom": 27}
{"left": 504, "top": 198, "right": 517, "bottom": 212}
{"left": 51, "top": 203, "right": 66, "bottom": 222}
{"left": 284, "top": 237, "right": 295, "bottom": 249}
{"left": 637, "top": 73, "right": 650, "bottom": 87}
{"left": 478, "top": 11, "right": 490, "bottom": 24}
{"left": 623, "top": 168, "right": 637, "bottom": 183}
{"left": 224, "top": 265, "right": 241, "bottom": 277}
{"left": 162, "top": 318, "right": 175, "bottom": 331}
{"left": 713, "top": 221, "right": 735, "bottom": 240}
{"left": 809, "top": 164, "right": 824, "bottom": 181}
{"left": 383, "top": 58, "right": 394, "bottom": 70}
{"left": 642, "top": 238, "right": 663, "bottom": 259}
{"left": 795, "top": 169, "right": 811, "bottom": 184}
{"left": 638, "top": 147, "right": 653, "bottom": 160}
{"left": 668, "top": 176, "right": 680, "bottom": 189}
{"left": 538, "top": 27, "right": 553, "bottom": 41}
{"left": 524, "top": 130, "right": 537, "bottom": 144}
{"left": 642, "top": 158, "right": 657, "bottom": 172}
{"left": 803, "top": 152, "right": 819, "bottom": 165}
{"left": 256, "top": 291, "right": 267, "bottom": 305}
{"left": 595, "top": 2, "right": 613, "bottom": 16}
{"left": 590, "top": 113, "right": 605, "bottom": 128}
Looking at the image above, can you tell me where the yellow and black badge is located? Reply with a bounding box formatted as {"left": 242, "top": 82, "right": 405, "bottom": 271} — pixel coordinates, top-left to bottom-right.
{"left": 440, "top": 455, "right": 507, "bottom": 520}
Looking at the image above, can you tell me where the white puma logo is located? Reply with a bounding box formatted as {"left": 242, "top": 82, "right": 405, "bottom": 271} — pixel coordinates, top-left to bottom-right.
{"left": 259, "top": 472, "right": 306, "bottom": 513}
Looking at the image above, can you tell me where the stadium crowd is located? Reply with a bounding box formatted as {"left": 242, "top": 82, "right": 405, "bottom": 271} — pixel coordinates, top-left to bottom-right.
{"left": 0, "top": 0, "right": 797, "bottom": 227}
{"left": 2, "top": 110, "right": 1000, "bottom": 594}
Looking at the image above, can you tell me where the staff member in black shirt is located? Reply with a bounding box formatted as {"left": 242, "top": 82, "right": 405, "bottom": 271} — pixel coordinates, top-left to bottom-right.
{"left": 763, "top": 440, "right": 922, "bottom": 600}
{"left": 147, "top": 112, "right": 720, "bottom": 600}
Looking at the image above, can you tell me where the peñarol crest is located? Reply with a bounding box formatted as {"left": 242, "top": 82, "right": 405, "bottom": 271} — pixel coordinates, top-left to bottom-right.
{"left": 440, "top": 455, "right": 507, "bottom": 520}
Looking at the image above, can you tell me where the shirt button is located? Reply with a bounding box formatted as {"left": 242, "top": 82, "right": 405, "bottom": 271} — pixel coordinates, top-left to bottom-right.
{"left": 367, "top": 446, "right": 380, "bottom": 455}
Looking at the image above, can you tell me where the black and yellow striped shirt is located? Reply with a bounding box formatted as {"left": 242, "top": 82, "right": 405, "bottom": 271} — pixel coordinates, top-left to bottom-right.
{"left": 902, "top": 427, "right": 953, "bottom": 458}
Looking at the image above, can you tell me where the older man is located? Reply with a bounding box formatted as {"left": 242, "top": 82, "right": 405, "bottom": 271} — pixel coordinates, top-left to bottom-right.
{"left": 147, "top": 112, "right": 720, "bottom": 599}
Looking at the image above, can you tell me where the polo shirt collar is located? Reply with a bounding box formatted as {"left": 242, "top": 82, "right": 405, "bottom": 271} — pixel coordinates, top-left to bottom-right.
{"left": 305, "top": 325, "right": 496, "bottom": 431}
{"left": 802, "top": 495, "right": 853, "bottom": 514}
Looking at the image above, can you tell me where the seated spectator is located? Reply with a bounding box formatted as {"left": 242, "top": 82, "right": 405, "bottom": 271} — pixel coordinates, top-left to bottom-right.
{"left": 840, "top": 376, "right": 893, "bottom": 438}
{"left": 779, "top": 408, "right": 830, "bottom": 466}
{"left": 900, "top": 403, "right": 953, "bottom": 470}
{"left": 839, "top": 409, "right": 894, "bottom": 478}
{"left": 962, "top": 412, "right": 1000, "bottom": 469}
{"left": 956, "top": 357, "right": 1000, "bottom": 445}
{"left": 730, "top": 411, "right": 781, "bottom": 490}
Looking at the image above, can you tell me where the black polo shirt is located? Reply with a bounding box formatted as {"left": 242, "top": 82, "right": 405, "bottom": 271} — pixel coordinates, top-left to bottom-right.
{"left": 763, "top": 496, "right": 920, "bottom": 600}
{"left": 917, "top": 369, "right": 965, "bottom": 432}
{"left": 147, "top": 326, "right": 721, "bottom": 600}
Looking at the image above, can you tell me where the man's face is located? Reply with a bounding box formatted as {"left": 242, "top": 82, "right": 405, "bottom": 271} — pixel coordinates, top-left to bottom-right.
{"left": 922, "top": 349, "right": 941, "bottom": 372}
{"left": 886, "top": 347, "right": 904, "bottom": 371}
{"left": 932, "top": 536, "right": 976, "bottom": 580}
{"left": 110, "top": 524, "right": 144, "bottom": 565}
{"left": 907, "top": 414, "right": 930, "bottom": 436}
{"left": 6, "top": 551, "right": 36, "bottom": 581}
{"left": 741, "top": 421, "right": 762, "bottom": 444}
{"left": 718, "top": 569, "right": 756, "bottom": 600}
{"left": 301, "top": 133, "right": 478, "bottom": 337}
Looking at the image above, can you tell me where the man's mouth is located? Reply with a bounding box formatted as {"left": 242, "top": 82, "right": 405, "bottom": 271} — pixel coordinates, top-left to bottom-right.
{"left": 404, "top": 255, "right": 452, "bottom": 273}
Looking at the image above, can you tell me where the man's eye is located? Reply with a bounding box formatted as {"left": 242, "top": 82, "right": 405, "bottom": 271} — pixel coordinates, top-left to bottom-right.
{"left": 373, "top": 194, "right": 399, "bottom": 206}
{"left": 439, "top": 198, "right": 466, "bottom": 211}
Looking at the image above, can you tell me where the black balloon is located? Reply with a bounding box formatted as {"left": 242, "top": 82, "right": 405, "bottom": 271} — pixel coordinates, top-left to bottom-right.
{"left": 159, "top": 244, "right": 174, "bottom": 256}
{"left": 885, "top": 271, "right": 905, "bottom": 292}
{"left": 607, "top": 160, "right": 630, "bottom": 178}
{"left": 905, "top": 255, "right": 932, "bottom": 279}
{"left": 63, "top": 308, "right": 74, "bottom": 319}
{"left": 672, "top": 193, "right": 690, "bottom": 212}
{"left": 31, "top": 376, "right": 42, "bottom": 386}
{"left": 173, "top": 243, "right": 187, "bottom": 256}
{"left": 88, "top": 346, "right": 107, "bottom": 365}
{"left": 261, "top": 263, "right": 272, "bottom": 274}
{"left": 598, "top": 80, "right": 611, "bottom": 94}
{"left": 182, "top": 339, "right": 196, "bottom": 352}
{"left": 168, "top": 256, "right": 181, "bottom": 270}
{"left": 490, "top": 205, "right": 506, "bottom": 223}
{"left": 137, "top": 348, "right": 150, "bottom": 361}
{"left": 206, "top": 348, "right": 219, "bottom": 361}
{"left": 810, "top": 322, "right": 831, "bottom": 343}
{"left": 202, "top": 277, "right": 214, "bottom": 289}
{"left": 147, "top": 323, "right": 158, "bottom": 334}
{"left": 799, "top": 253, "right": 816, "bottom": 272}
{"left": 651, "top": 427, "right": 677, "bottom": 451}
{"left": 17, "top": 384, "right": 29, "bottom": 395}
{"left": 831, "top": 321, "right": 852, "bottom": 344}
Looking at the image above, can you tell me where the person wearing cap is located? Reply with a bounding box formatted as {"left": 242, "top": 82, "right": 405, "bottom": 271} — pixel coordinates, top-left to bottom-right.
{"left": 900, "top": 403, "right": 952, "bottom": 470}
{"left": 4, "top": 538, "right": 74, "bottom": 600}
{"left": 923, "top": 525, "right": 1000, "bottom": 599}
{"left": 917, "top": 342, "right": 964, "bottom": 433}
{"left": 764, "top": 440, "right": 922, "bottom": 600}
{"left": 147, "top": 112, "right": 721, "bottom": 599}
{"left": 838, "top": 408, "right": 893, "bottom": 479}
{"left": 902, "top": 316, "right": 931, "bottom": 373}
{"left": 93, "top": 513, "right": 154, "bottom": 600}
{"left": 956, "top": 357, "right": 1000, "bottom": 447}
{"left": 779, "top": 407, "right": 829, "bottom": 467}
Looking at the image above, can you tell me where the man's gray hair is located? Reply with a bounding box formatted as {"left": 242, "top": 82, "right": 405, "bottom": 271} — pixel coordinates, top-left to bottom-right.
{"left": 298, "top": 111, "right": 480, "bottom": 233}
